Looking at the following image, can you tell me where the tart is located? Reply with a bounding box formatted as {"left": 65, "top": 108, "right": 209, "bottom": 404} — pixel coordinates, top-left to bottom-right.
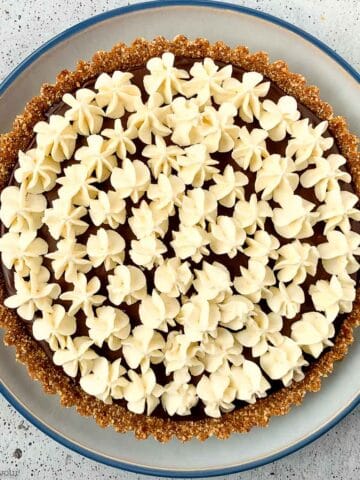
{"left": 0, "top": 36, "right": 359, "bottom": 442}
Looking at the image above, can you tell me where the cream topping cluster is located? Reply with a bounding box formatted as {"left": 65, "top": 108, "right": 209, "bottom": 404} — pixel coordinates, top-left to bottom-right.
{"left": 0, "top": 53, "right": 359, "bottom": 419}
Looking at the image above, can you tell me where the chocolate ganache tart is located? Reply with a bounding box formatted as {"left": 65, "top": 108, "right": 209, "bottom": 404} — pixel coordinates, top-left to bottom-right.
{"left": 0, "top": 36, "right": 359, "bottom": 442}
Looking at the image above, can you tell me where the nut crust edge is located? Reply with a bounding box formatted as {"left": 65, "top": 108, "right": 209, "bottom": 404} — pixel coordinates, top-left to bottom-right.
{"left": 0, "top": 35, "right": 359, "bottom": 442}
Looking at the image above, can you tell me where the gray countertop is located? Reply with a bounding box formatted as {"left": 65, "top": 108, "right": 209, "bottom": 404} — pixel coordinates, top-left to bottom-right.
{"left": 0, "top": 1, "right": 359, "bottom": 479}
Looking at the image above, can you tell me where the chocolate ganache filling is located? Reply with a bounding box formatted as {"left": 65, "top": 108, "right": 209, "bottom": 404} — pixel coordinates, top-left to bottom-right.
{"left": 1, "top": 57, "right": 357, "bottom": 420}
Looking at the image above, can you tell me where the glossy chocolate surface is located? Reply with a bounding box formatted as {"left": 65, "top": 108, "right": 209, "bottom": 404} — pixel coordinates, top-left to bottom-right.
{"left": 2, "top": 57, "right": 355, "bottom": 420}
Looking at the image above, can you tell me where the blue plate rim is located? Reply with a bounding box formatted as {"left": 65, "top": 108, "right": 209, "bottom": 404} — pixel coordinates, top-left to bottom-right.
{"left": 0, "top": 0, "right": 359, "bottom": 477}
{"left": 1, "top": 381, "right": 359, "bottom": 478}
{"left": 0, "top": 0, "right": 359, "bottom": 97}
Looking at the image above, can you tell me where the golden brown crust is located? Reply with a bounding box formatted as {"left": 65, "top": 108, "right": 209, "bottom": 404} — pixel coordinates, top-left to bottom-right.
{"left": 0, "top": 35, "right": 359, "bottom": 442}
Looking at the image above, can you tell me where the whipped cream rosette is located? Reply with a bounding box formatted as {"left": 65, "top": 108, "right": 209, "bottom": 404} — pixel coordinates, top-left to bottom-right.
{"left": 0, "top": 42, "right": 358, "bottom": 432}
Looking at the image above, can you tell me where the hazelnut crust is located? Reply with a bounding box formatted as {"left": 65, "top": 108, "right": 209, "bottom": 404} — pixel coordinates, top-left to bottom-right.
{"left": 0, "top": 36, "right": 359, "bottom": 442}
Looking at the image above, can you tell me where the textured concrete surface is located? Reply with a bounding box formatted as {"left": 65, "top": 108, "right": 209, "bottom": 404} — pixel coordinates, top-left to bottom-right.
{"left": 0, "top": 1, "right": 359, "bottom": 479}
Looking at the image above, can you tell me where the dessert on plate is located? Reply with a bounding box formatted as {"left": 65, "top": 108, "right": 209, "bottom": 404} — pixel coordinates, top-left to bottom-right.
{"left": 0, "top": 36, "right": 359, "bottom": 442}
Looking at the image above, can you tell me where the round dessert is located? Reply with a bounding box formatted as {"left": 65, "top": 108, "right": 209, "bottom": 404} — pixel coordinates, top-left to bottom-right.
{"left": 0, "top": 36, "right": 359, "bottom": 441}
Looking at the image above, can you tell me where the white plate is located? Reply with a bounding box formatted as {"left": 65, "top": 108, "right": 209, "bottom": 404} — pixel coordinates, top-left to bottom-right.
{"left": 0, "top": 1, "right": 359, "bottom": 477}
